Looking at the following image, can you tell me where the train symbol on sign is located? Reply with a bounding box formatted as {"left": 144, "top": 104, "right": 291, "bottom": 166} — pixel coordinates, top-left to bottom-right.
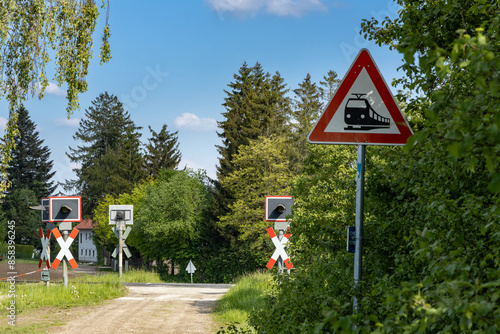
{"left": 344, "top": 93, "right": 390, "bottom": 131}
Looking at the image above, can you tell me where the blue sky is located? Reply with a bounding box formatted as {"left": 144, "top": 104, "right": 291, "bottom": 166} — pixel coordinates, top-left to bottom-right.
{"left": 0, "top": 0, "right": 405, "bottom": 193}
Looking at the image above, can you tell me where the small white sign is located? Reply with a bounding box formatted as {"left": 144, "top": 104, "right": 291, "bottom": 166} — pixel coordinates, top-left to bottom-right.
{"left": 186, "top": 260, "right": 196, "bottom": 274}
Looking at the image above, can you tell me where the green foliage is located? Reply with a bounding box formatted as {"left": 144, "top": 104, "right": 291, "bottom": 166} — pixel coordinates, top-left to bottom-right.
{"left": 133, "top": 170, "right": 211, "bottom": 266}
{"left": 0, "top": 280, "right": 125, "bottom": 315}
{"left": 5, "top": 106, "right": 56, "bottom": 197}
{"left": 0, "top": 187, "right": 41, "bottom": 248}
{"left": 250, "top": 144, "right": 357, "bottom": 333}
{"left": 289, "top": 73, "right": 324, "bottom": 169}
{"left": 14, "top": 244, "right": 35, "bottom": 259}
{"left": 0, "top": 107, "right": 55, "bottom": 249}
{"left": 252, "top": 2, "right": 500, "bottom": 332}
{"left": 0, "top": 0, "right": 111, "bottom": 198}
{"left": 93, "top": 179, "right": 153, "bottom": 252}
{"left": 219, "top": 136, "right": 293, "bottom": 268}
{"left": 361, "top": 0, "right": 500, "bottom": 192}
{"left": 216, "top": 271, "right": 272, "bottom": 334}
{"left": 215, "top": 62, "right": 291, "bottom": 219}
{"left": 65, "top": 92, "right": 145, "bottom": 215}
{"left": 144, "top": 124, "right": 182, "bottom": 178}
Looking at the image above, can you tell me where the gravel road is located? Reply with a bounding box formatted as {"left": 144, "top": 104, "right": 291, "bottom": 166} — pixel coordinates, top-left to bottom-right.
{"left": 50, "top": 283, "right": 233, "bottom": 334}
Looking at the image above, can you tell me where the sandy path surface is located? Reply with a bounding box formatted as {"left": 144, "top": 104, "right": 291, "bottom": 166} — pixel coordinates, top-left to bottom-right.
{"left": 49, "top": 283, "right": 232, "bottom": 334}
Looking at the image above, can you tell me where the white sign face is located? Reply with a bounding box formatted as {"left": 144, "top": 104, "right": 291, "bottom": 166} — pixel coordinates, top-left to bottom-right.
{"left": 51, "top": 227, "right": 79, "bottom": 270}
{"left": 266, "top": 227, "right": 293, "bottom": 270}
{"left": 323, "top": 68, "right": 400, "bottom": 135}
{"left": 109, "top": 205, "right": 134, "bottom": 225}
{"left": 186, "top": 260, "right": 196, "bottom": 274}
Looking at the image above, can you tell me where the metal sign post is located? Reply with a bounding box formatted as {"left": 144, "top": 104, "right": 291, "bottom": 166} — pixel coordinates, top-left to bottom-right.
{"left": 353, "top": 145, "right": 365, "bottom": 313}
{"left": 307, "top": 49, "right": 413, "bottom": 315}
{"left": 186, "top": 260, "right": 196, "bottom": 284}
{"left": 62, "top": 230, "right": 69, "bottom": 288}
{"left": 277, "top": 230, "right": 284, "bottom": 274}
{"left": 116, "top": 221, "right": 125, "bottom": 278}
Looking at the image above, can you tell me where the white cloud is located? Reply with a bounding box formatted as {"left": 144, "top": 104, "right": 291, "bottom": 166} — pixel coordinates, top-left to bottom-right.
{"left": 206, "top": 0, "right": 328, "bottom": 17}
{"left": 46, "top": 82, "right": 67, "bottom": 96}
{"left": 55, "top": 117, "right": 80, "bottom": 127}
{"left": 174, "top": 113, "right": 217, "bottom": 131}
{"left": 36, "top": 82, "right": 66, "bottom": 97}
{"left": 0, "top": 116, "right": 7, "bottom": 129}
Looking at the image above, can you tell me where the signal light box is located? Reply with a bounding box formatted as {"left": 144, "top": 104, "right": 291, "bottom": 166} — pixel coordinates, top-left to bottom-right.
{"left": 49, "top": 196, "right": 81, "bottom": 223}
{"left": 265, "top": 196, "right": 293, "bottom": 230}
{"left": 109, "top": 205, "right": 134, "bottom": 225}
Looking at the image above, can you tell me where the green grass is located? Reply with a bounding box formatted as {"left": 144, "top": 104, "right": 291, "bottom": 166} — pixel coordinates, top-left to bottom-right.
{"left": 0, "top": 279, "right": 126, "bottom": 315}
{"left": 0, "top": 268, "right": 169, "bottom": 332}
{"left": 214, "top": 271, "right": 272, "bottom": 332}
{"left": 0, "top": 268, "right": 164, "bottom": 315}
{"left": 76, "top": 268, "right": 165, "bottom": 284}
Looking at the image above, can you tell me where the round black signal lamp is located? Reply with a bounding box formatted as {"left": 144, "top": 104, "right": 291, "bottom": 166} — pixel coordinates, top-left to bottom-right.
{"left": 275, "top": 203, "right": 286, "bottom": 215}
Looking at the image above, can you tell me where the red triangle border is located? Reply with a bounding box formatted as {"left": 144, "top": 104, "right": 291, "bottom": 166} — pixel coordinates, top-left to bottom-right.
{"left": 308, "top": 49, "right": 413, "bottom": 145}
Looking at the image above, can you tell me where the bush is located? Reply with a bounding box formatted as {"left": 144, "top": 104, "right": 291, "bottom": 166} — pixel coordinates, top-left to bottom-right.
{"left": 15, "top": 244, "right": 35, "bottom": 259}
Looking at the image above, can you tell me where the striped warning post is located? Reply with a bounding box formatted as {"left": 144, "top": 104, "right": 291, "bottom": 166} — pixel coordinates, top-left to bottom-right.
{"left": 51, "top": 227, "right": 79, "bottom": 270}
{"left": 38, "top": 228, "right": 51, "bottom": 269}
{"left": 266, "top": 227, "right": 293, "bottom": 270}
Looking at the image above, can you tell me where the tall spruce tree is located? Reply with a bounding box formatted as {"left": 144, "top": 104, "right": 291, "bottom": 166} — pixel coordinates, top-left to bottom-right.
{"left": 215, "top": 62, "right": 290, "bottom": 218}
{"left": 144, "top": 124, "right": 181, "bottom": 178}
{"left": 319, "top": 70, "right": 341, "bottom": 104}
{"left": 1, "top": 106, "right": 55, "bottom": 247}
{"left": 5, "top": 106, "right": 56, "bottom": 198}
{"left": 289, "top": 73, "right": 323, "bottom": 169}
{"left": 66, "top": 92, "right": 145, "bottom": 216}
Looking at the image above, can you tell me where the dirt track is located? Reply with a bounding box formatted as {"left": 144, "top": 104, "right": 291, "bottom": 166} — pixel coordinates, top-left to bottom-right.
{"left": 0, "top": 263, "right": 232, "bottom": 333}
{"left": 50, "top": 283, "right": 232, "bottom": 334}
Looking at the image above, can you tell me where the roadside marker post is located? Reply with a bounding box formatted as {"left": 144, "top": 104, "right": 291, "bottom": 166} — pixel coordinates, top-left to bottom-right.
{"left": 308, "top": 49, "right": 413, "bottom": 314}
{"left": 186, "top": 260, "right": 196, "bottom": 284}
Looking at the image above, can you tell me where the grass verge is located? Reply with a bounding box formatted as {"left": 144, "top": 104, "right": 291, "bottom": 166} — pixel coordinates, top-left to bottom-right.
{"left": 214, "top": 271, "right": 272, "bottom": 333}
{"left": 0, "top": 268, "right": 165, "bottom": 332}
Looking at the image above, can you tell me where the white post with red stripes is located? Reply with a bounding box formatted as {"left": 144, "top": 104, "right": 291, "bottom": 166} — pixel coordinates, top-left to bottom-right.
{"left": 266, "top": 227, "right": 293, "bottom": 271}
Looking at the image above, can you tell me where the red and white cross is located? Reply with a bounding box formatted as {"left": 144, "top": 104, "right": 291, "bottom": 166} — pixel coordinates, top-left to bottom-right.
{"left": 51, "top": 228, "right": 79, "bottom": 270}
{"left": 266, "top": 227, "right": 293, "bottom": 270}
{"left": 38, "top": 228, "right": 51, "bottom": 269}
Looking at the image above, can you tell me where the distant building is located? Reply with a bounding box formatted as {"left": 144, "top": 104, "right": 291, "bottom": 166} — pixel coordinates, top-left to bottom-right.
{"left": 75, "top": 219, "right": 98, "bottom": 263}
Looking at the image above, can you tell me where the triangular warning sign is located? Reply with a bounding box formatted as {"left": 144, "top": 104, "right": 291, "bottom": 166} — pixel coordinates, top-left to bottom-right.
{"left": 308, "top": 49, "right": 413, "bottom": 145}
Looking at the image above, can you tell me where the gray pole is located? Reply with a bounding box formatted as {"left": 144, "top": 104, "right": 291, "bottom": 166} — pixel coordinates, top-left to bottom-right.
{"left": 118, "top": 223, "right": 123, "bottom": 278}
{"left": 62, "top": 230, "right": 69, "bottom": 288}
{"left": 353, "top": 144, "right": 365, "bottom": 313}
{"left": 277, "top": 230, "right": 284, "bottom": 275}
